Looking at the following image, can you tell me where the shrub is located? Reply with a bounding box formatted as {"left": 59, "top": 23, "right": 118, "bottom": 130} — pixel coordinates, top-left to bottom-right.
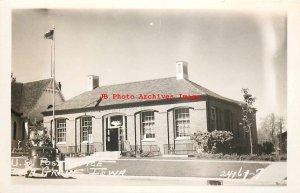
{"left": 280, "top": 155, "right": 287, "bottom": 161}
{"left": 191, "top": 131, "right": 210, "bottom": 152}
{"left": 191, "top": 130, "right": 234, "bottom": 154}
{"left": 261, "top": 141, "right": 275, "bottom": 154}
{"left": 196, "top": 153, "right": 286, "bottom": 161}
{"left": 249, "top": 155, "right": 258, "bottom": 160}
{"left": 209, "top": 130, "right": 234, "bottom": 154}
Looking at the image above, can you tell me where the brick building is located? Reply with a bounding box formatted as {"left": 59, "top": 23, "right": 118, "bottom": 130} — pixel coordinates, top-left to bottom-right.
{"left": 42, "top": 61, "right": 258, "bottom": 155}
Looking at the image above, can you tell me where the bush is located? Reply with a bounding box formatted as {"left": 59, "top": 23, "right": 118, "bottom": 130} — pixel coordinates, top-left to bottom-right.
{"left": 196, "top": 152, "right": 286, "bottom": 161}
{"left": 280, "top": 154, "right": 287, "bottom": 161}
{"left": 191, "top": 131, "right": 210, "bottom": 152}
{"left": 249, "top": 155, "right": 259, "bottom": 160}
{"left": 261, "top": 141, "right": 275, "bottom": 154}
{"left": 191, "top": 130, "right": 234, "bottom": 154}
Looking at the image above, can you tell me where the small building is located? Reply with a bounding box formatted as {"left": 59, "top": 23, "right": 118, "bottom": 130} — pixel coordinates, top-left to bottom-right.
{"left": 11, "top": 79, "right": 65, "bottom": 151}
{"left": 42, "top": 61, "right": 258, "bottom": 155}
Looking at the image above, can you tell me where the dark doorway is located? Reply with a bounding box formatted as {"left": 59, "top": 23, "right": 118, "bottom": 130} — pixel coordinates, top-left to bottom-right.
{"left": 106, "top": 128, "right": 119, "bottom": 151}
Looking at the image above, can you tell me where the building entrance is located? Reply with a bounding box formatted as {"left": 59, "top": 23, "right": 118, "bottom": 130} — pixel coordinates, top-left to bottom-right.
{"left": 104, "top": 114, "right": 127, "bottom": 152}
{"left": 106, "top": 128, "right": 119, "bottom": 151}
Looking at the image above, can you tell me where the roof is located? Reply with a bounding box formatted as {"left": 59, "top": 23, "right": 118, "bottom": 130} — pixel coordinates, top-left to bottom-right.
{"left": 11, "top": 79, "right": 62, "bottom": 120}
{"left": 11, "top": 82, "right": 23, "bottom": 114}
{"left": 50, "top": 77, "right": 242, "bottom": 112}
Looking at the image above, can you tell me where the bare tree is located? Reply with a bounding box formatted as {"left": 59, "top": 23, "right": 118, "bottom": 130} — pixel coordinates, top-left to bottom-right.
{"left": 258, "top": 113, "right": 285, "bottom": 151}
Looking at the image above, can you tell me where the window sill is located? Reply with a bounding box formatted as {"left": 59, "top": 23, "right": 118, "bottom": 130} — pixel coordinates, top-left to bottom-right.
{"left": 141, "top": 138, "right": 156, "bottom": 142}
{"left": 81, "top": 141, "right": 93, "bottom": 144}
{"left": 56, "top": 142, "right": 67, "bottom": 145}
{"left": 175, "top": 137, "right": 191, "bottom": 141}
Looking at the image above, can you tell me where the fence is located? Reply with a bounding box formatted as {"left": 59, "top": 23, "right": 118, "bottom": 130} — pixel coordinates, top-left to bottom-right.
{"left": 57, "top": 142, "right": 103, "bottom": 155}
{"left": 11, "top": 147, "right": 29, "bottom": 156}
{"left": 130, "top": 144, "right": 161, "bottom": 156}
{"left": 163, "top": 143, "right": 196, "bottom": 155}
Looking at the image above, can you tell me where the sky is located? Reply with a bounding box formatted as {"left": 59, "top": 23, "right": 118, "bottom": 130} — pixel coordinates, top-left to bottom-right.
{"left": 11, "top": 9, "right": 287, "bottom": 128}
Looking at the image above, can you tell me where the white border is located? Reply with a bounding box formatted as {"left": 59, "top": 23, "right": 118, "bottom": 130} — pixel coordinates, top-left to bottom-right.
{"left": 1, "top": 1, "right": 300, "bottom": 193}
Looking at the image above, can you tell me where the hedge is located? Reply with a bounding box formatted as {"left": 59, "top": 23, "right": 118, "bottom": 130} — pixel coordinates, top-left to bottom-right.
{"left": 196, "top": 152, "right": 287, "bottom": 161}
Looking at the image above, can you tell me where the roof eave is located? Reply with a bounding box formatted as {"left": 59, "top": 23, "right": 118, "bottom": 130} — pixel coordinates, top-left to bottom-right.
{"left": 42, "top": 97, "right": 205, "bottom": 116}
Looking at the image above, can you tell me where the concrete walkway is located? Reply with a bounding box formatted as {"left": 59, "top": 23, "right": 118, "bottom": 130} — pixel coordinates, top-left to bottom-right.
{"left": 247, "top": 162, "right": 287, "bottom": 185}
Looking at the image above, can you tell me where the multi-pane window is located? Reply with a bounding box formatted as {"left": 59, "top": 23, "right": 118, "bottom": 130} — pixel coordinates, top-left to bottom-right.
{"left": 142, "top": 111, "right": 155, "bottom": 139}
{"left": 225, "top": 110, "right": 233, "bottom": 131}
{"left": 210, "top": 107, "right": 216, "bottom": 131}
{"left": 56, "top": 119, "right": 66, "bottom": 142}
{"left": 236, "top": 120, "right": 240, "bottom": 138}
{"left": 81, "top": 116, "right": 92, "bottom": 142}
{"left": 175, "top": 108, "right": 190, "bottom": 137}
{"left": 210, "top": 107, "right": 221, "bottom": 131}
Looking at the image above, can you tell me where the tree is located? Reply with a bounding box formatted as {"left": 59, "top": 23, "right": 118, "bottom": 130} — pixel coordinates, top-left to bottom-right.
{"left": 241, "top": 88, "right": 256, "bottom": 155}
{"left": 25, "top": 120, "right": 52, "bottom": 149}
{"left": 258, "top": 113, "right": 285, "bottom": 152}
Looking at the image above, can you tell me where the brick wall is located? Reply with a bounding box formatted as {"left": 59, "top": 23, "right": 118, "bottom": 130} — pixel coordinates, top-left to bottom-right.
{"left": 43, "top": 100, "right": 207, "bottom": 155}
{"left": 207, "top": 97, "right": 258, "bottom": 154}
{"left": 43, "top": 98, "right": 257, "bottom": 155}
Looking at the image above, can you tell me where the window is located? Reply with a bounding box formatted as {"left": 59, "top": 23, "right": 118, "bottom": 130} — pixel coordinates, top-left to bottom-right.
{"left": 22, "top": 122, "right": 26, "bottom": 140}
{"left": 142, "top": 111, "right": 155, "bottom": 139}
{"left": 56, "top": 119, "right": 66, "bottom": 142}
{"left": 210, "top": 107, "right": 216, "bottom": 131}
{"left": 81, "top": 116, "right": 92, "bottom": 142}
{"left": 210, "top": 107, "right": 221, "bottom": 130}
{"left": 225, "top": 110, "right": 233, "bottom": 131}
{"left": 236, "top": 120, "right": 240, "bottom": 138}
{"left": 110, "top": 115, "right": 123, "bottom": 127}
{"left": 175, "top": 108, "right": 190, "bottom": 137}
{"left": 13, "top": 121, "right": 17, "bottom": 140}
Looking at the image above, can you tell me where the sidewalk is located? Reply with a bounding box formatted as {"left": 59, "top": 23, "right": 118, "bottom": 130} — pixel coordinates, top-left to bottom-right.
{"left": 247, "top": 162, "right": 287, "bottom": 185}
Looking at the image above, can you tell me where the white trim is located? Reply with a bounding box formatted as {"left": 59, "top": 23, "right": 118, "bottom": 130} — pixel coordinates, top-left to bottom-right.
{"left": 175, "top": 136, "right": 191, "bottom": 141}
{"left": 141, "top": 138, "right": 156, "bottom": 142}
{"left": 81, "top": 141, "right": 93, "bottom": 144}
{"left": 56, "top": 142, "right": 67, "bottom": 145}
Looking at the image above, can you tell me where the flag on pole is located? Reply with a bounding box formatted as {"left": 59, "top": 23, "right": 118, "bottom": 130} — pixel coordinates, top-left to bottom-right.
{"left": 44, "top": 29, "right": 54, "bottom": 40}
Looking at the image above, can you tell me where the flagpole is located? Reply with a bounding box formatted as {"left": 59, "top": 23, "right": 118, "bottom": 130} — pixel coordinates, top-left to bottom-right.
{"left": 51, "top": 41, "right": 53, "bottom": 78}
{"left": 52, "top": 25, "right": 56, "bottom": 148}
{"left": 50, "top": 34, "right": 53, "bottom": 147}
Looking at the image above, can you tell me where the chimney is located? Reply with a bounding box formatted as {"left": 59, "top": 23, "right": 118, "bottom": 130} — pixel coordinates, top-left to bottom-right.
{"left": 87, "top": 75, "right": 99, "bottom": 91}
{"left": 176, "top": 61, "right": 189, "bottom": 80}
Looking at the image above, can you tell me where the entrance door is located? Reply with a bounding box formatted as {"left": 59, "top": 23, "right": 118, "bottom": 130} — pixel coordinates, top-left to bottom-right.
{"left": 106, "top": 128, "right": 119, "bottom": 151}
